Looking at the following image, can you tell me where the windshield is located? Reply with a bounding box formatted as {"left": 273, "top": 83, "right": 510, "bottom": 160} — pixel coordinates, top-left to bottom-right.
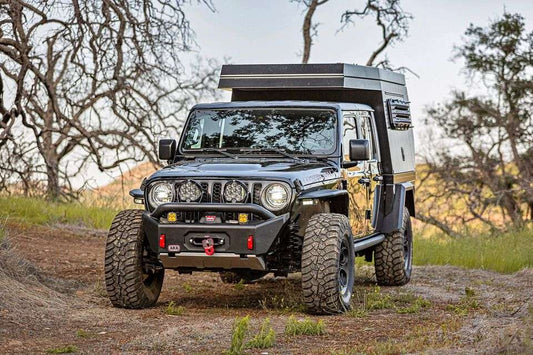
{"left": 181, "top": 108, "right": 337, "bottom": 155}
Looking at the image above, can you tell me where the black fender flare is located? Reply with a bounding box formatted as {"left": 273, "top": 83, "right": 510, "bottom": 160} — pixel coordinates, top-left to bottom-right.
{"left": 374, "top": 182, "right": 414, "bottom": 234}
{"left": 296, "top": 189, "right": 349, "bottom": 216}
{"left": 289, "top": 189, "right": 349, "bottom": 236}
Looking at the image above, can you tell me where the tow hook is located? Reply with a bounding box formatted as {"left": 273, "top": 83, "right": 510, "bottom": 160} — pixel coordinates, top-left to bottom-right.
{"left": 202, "top": 238, "right": 215, "bottom": 256}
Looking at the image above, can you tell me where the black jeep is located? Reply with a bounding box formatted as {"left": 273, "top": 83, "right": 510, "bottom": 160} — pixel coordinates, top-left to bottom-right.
{"left": 104, "top": 63, "right": 416, "bottom": 314}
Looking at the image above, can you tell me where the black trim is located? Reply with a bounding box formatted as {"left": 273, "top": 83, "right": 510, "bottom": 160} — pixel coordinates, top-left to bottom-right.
{"left": 129, "top": 188, "right": 143, "bottom": 199}
{"left": 151, "top": 202, "right": 276, "bottom": 220}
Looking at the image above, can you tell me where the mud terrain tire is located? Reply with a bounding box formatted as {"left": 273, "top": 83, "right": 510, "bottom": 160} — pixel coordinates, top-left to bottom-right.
{"left": 219, "top": 270, "right": 269, "bottom": 284}
{"left": 374, "top": 207, "right": 413, "bottom": 286}
{"left": 105, "top": 209, "right": 164, "bottom": 308}
{"left": 301, "top": 213, "right": 355, "bottom": 314}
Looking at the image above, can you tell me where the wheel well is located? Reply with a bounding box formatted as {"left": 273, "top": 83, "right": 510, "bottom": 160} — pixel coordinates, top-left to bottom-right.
{"left": 328, "top": 193, "right": 349, "bottom": 217}
{"left": 405, "top": 188, "right": 415, "bottom": 217}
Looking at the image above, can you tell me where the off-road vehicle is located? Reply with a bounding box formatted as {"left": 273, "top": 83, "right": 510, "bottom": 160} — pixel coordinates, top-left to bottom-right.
{"left": 104, "top": 63, "right": 416, "bottom": 314}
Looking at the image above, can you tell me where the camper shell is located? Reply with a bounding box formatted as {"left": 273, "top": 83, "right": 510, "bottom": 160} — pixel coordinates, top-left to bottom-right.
{"left": 219, "top": 63, "right": 416, "bottom": 229}
{"left": 105, "top": 63, "right": 417, "bottom": 314}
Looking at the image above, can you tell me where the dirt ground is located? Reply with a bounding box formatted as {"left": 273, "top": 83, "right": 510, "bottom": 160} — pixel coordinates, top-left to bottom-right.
{"left": 0, "top": 223, "right": 531, "bottom": 354}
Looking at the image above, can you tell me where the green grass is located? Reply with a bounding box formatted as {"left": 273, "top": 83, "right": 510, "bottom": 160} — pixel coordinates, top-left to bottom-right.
{"left": 46, "top": 345, "right": 78, "bottom": 354}
{"left": 0, "top": 196, "right": 117, "bottom": 230}
{"left": 413, "top": 227, "right": 533, "bottom": 273}
{"left": 246, "top": 318, "right": 276, "bottom": 349}
{"left": 226, "top": 316, "right": 250, "bottom": 355}
{"left": 284, "top": 316, "right": 325, "bottom": 336}
{"left": 164, "top": 301, "right": 185, "bottom": 316}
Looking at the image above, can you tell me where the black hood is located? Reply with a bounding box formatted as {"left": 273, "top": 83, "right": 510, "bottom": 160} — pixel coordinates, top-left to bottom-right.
{"left": 148, "top": 158, "right": 340, "bottom": 187}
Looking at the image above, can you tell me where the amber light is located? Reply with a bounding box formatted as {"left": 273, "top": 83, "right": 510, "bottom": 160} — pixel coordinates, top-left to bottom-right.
{"left": 247, "top": 235, "right": 254, "bottom": 250}
{"left": 159, "top": 234, "right": 166, "bottom": 248}
{"left": 167, "top": 212, "right": 177, "bottom": 222}
{"left": 238, "top": 213, "right": 248, "bottom": 224}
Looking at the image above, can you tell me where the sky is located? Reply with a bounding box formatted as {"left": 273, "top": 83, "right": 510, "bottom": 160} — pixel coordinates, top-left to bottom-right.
{"left": 91, "top": 0, "right": 533, "bottom": 186}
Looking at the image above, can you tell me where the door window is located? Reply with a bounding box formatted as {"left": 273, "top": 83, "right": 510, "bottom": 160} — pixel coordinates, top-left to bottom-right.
{"left": 342, "top": 114, "right": 357, "bottom": 161}
{"left": 358, "top": 112, "right": 376, "bottom": 160}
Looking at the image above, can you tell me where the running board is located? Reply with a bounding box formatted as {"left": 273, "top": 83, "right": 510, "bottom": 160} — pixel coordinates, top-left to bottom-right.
{"left": 353, "top": 233, "right": 385, "bottom": 252}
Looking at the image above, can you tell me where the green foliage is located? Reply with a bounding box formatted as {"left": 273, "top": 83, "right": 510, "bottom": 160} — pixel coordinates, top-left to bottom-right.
{"left": 233, "top": 279, "right": 245, "bottom": 291}
{"left": 445, "top": 287, "right": 481, "bottom": 316}
{"left": 396, "top": 296, "right": 431, "bottom": 314}
{"left": 365, "top": 286, "right": 395, "bottom": 310}
{"left": 284, "top": 316, "right": 325, "bottom": 336}
{"left": 346, "top": 308, "right": 368, "bottom": 318}
{"left": 226, "top": 315, "right": 250, "bottom": 355}
{"left": 46, "top": 345, "right": 78, "bottom": 354}
{"left": 75, "top": 329, "right": 89, "bottom": 338}
{"left": 349, "top": 287, "right": 431, "bottom": 316}
{"left": 246, "top": 318, "right": 276, "bottom": 349}
{"left": 165, "top": 301, "right": 185, "bottom": 316}
{"left": 182, "top": 282, "right": 193, "bottom": 293}
{"left": 0, "top": 196, "right": 116, "bottom": 229}
{"left": 413, "top": 227, "right": 533, "bottom": 273}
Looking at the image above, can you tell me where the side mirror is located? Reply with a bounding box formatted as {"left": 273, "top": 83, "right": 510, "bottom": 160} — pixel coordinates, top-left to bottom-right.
{"left": 349, "top": 139, "right": 370, "bottom": 162}
{"left": 158, "top": 139, "right": 176, "bottom": 160}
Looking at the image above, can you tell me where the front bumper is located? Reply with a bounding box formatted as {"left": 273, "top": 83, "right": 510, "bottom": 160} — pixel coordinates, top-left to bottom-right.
{"left": 142, "top": 203, "right": 289, "bottom": 269}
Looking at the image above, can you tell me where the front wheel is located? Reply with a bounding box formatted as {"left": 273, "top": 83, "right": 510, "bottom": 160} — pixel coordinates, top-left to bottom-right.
{"left": 104, "top": 209, "right": 164, "bottom": 308}
{"left": 301, "top": 213, "right": 355, "bottom": 314}
{"left": 374, "top": 207, "right": 413, "bottom": 286}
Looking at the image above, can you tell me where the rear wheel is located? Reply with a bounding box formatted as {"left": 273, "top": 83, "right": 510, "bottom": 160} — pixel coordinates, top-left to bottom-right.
{"left": 374, "top": 207, "right": 413, "bottom": 286}
{"left": 104, "top": 209, "right": 164, "bottom": 308}
{"left": 219, "top": 270, "right": 269, "bottom": 284}
{"left": 301, "top": 213, "right": 355, "bottom": 314}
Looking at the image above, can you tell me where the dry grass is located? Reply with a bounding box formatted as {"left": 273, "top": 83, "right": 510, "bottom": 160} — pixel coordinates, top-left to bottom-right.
{"left": 0, "top": 228, "right": 74, "bottom": 325}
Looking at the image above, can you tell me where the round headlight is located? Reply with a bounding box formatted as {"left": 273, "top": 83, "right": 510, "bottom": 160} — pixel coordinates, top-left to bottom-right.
{"left": 224, "top": 181, "right": 247, "bottom": 203}
{"left": 262, "top": 183, "right": 290, "bottom": 211}
{"left": 178, "top": 180, "right": 202, "bottom": 202}
{"left": 148, "top": 182, "right": 174, "bottom": 208}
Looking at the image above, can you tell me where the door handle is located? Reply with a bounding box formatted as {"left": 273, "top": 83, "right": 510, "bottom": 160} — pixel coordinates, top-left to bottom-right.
{"left": 358, "top": 177, "right": 370, "bottom": 185}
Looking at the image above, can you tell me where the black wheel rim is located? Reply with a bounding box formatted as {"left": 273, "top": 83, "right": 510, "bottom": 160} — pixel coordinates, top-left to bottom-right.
{"left": 338, "top": 235, "right": 354, "bottom": 305}
{"left": 403, "top": 223, "right": 413, "bottom": 274}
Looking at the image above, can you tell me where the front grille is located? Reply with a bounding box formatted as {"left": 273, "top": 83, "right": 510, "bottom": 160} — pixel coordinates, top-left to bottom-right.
{"left": 253, "top": 183, "right": 262, "bottom": 204}
{"left": 212, "top": 182, "right": 222, "bottom": 202}
{"left": 200, "top": 182, "right": 209, "bottom": 202}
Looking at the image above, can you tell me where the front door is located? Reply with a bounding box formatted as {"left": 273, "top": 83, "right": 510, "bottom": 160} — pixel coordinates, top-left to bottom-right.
{"left": 341, "top": 111, "right": 379, "bottom": 237}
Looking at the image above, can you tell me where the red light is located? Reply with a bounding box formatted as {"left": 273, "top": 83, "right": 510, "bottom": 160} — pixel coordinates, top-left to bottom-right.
{"left": 159, "top": 234, "right": 166, "bottom": 248}
{"left": 247, "top": 235, "right": 254, "bottom": 250}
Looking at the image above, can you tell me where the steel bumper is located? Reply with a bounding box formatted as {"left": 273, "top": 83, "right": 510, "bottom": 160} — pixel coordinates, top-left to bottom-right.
{"left": 142, "top": 203, "right": 289, "bottom": 269}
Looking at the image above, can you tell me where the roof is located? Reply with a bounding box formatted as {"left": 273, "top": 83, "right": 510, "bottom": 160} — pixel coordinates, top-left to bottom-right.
{"left": 218, "top": 63, "right": 406, "bottom": 90}
{"left": 191, "top": 100, "right": 374, "bottom": 112}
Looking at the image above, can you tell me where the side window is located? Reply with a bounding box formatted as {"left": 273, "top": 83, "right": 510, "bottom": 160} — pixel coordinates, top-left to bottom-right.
{"left": 342, "top": 114, "right": 357, "bottom": 161}
{"left": 357, "top": 112, "right": 377, "bottom": 160}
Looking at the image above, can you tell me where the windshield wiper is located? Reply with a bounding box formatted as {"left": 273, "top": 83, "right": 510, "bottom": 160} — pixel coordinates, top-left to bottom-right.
{"left": 237, "top": 148, "right": 304, "bottom": 162}
{"left": 196, "top": 148, "right": 237, "bottom": 159}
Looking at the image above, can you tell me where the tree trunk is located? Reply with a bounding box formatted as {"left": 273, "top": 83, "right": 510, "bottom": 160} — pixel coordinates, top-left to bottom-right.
{"left": 45, "top": 157, "right": 60, "bottom": 200}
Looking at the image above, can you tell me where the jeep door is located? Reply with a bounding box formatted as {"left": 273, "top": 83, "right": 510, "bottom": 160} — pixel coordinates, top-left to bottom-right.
{"left": 341, "top": 111, "right": 379, "bottom": 237}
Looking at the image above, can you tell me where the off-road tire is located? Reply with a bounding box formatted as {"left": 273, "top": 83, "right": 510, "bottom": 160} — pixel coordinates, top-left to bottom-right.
{"left": 219, "top": 270, "right": 269, "bottom": 284}
{"left": 105, "top": 209, "right": 164, "bottom": 308}
{"left": 301, "top": 213, "right": 355, "bottom": 314}
{"left": 374, "top": 207, "right": 413, "bottom": 286}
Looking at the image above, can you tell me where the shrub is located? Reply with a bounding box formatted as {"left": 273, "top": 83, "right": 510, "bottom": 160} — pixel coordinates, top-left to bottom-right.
{"left": 284, "top": 316, "right": 325, "bottom": 336}
{"left": 226, "top": 316, "right": 250, "bottom": 355}
{"left": 247, "top": 318, "right": 276, "bottom": 349}
{"left": 165, "top": 301, "right": 185, "bottom": 316}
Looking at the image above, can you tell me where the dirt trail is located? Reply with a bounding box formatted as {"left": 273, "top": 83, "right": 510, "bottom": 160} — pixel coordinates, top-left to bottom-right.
{"left": 0, "top": 223, "right": 531, "bottom": 354}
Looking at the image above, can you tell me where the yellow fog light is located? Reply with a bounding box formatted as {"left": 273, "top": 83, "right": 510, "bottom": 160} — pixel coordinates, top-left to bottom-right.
{"left": 238, "top": 213, "right": 248, "bottom": 224}
{"left": 167, "top": 212, "right": 177, "bottom": 223}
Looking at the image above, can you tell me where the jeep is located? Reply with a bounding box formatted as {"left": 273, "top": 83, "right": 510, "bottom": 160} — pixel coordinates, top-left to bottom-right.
{"left": 104, "top": 63, "right": 416, "bottom": 314}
